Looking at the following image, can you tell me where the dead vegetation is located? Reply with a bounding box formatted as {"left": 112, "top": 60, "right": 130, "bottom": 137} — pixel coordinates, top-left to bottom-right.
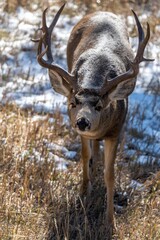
{"left": 0, "top": 0, "right": 160, "bottom": 239}
{"left": 0, "top": 106, "right": 159, "bottom": 240}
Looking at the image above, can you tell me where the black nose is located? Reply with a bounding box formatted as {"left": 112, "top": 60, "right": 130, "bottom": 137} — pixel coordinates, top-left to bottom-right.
{"left": 76, "top": 117, "right": 90, "bottom": 131}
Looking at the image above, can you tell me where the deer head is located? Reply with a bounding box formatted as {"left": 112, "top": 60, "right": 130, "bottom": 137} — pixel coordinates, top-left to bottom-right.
{"left": 33, "top": 4, "right": 152, "bottom": 136}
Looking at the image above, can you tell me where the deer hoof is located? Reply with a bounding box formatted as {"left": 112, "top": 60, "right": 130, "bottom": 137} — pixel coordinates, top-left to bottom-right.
{"left": 106, "top": 217, "right": 115, "bottom": 239}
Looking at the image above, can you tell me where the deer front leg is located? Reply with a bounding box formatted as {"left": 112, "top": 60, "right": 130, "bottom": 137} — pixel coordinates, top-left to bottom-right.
{"left": 90, "top": 140, "right": 100, "bottom": 179}
{"left": 80, "top": 136, "right": 92, "bottom": 195}
{"left": 104, "top": 138, "right": 118, "bottom": 234}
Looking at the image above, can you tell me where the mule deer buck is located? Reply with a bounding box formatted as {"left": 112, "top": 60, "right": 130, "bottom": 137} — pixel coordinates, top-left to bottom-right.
{"left": 33, "top": 4, "right": 152, "bottom": 236}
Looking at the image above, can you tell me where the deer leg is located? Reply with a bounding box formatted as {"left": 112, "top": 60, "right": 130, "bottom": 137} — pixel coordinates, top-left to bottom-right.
{"left": 104, "top": 138, "right": 118, "bottom": 233}
{"left": 90, "top": 140, "right": 100, "bottom": 179}
{"left": 80, "top": 136, "right": 92, "bottom": 195}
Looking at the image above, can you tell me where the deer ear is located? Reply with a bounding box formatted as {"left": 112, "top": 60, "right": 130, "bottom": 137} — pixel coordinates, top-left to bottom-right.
{"left": 49, "top": 70, "right": 71, "bottom": 97}
{"left": 108, "top": 78, "right": 136, "bottom": 100}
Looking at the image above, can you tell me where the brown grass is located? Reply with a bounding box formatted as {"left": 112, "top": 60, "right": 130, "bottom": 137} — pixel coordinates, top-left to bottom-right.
{"left": 1, "top": 0, "right": 160, "bottom": 239}
{"left": 0, "top": 105, "right": 159, "bottom": 240}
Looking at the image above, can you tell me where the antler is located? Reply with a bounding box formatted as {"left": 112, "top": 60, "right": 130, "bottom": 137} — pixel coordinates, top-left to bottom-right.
{"left": 100, "top": 10, "right": 154, "bottom": 96}
{"left": 32, "top": 4, "right": 76, "bottom": 88}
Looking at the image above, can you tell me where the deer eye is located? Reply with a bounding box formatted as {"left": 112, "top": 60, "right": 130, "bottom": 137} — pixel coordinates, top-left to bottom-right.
{"left": 69, "top": 102, "right": 76, "bottom": 109}
{"left": 75, "top": 97, "right": 81, "bottom": 105}
{"left": 95, "top": 105, "right": 102, "bottom": 111}
{"left": 109, "top": 69, "right": 117, "bottom": 79}
{"left": 95, "top": 100, "right": 103, "bottom": 111}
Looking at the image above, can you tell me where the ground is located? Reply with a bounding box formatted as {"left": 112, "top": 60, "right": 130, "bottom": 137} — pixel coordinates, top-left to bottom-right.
{"left": 0, "top": 1, "right": 160, "bottom": 239}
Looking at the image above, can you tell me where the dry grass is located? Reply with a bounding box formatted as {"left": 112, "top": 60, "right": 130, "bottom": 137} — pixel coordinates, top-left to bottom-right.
{"left": 114, "top": 172, "right": 160, "bottom": 240}
{"left": 0, "top": 105, "right": 159, "bottom": 240}
{"left": 0, "top": 0, "right": 160, "bottom": 239}
{"left": 0, "top": 105, "right": 79, "bottom": 239}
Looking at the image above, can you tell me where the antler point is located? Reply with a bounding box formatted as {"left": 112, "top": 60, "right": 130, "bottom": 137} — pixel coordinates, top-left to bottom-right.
{"left": 31, "top": 38, "right": 40, "bottom": 42}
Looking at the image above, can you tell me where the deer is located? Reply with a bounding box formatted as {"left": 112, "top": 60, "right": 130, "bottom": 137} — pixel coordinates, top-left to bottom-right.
{"left": 33, "top": 3, "right": 152, "bottom": 236}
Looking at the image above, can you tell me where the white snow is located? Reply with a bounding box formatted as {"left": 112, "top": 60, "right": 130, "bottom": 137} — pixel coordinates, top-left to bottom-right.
{"left": 45, "top": 140, "right": 77, "bottom": 160}
{"left": 129, "top": 180, "right": 145, "bottom": 191}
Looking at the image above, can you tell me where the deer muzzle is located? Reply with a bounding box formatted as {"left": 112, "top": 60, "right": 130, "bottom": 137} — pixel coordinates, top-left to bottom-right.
{"left": 76, "top": 117, "right": 91, "bottom": 131}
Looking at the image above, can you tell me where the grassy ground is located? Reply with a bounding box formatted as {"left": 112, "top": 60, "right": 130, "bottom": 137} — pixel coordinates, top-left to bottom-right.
{"left": 0, "top": 0, "right": 160, "bottom": 239}
{"left": 0, "top": 106, "right": 159, "bottom": 240}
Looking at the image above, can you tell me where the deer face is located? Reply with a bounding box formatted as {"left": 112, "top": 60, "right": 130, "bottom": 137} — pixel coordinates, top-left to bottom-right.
{"left": 68, "top": 91, "right": 104, "bottom": 134}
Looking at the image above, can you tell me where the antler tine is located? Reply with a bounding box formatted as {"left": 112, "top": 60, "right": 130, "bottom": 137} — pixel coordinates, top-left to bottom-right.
{"left": 31, "top": 9, "right": 48, "bottom": 44}
{"left": 42, "top": 4, "right": 66, "bottom": 33}
{"left": 37, "top": 34, "right": 48, "bottom": 67}
{"left": 42, "top": 8, "right": 48, "bottom": 32}
{"left": 37, "top": 33, "right": 76, "bottom": 88}
{"left": 132, "top": 10, "right": 153, "bottom": 63}
{"left": 100, "top": 11, "right": 153, "bottom": 96}
{"left": 49, "top": 3, "right": 65, "bottom": 32}
{"left": 42, "top": 4, "right": 65, "bottom": 41}
{"left": 31, "top": 38, "right": 41, "bottom": 43}
{"left": 38, "top": 4, "right": 66, "bottom": 63}
{"left": 131, "top": 10, "right": 144, "bottom": 42}
{"left": 41, "top": 8, "right": 52, "bottom": 62}
{"left": 34, "top": 4, "right": 76, "bottom": 89}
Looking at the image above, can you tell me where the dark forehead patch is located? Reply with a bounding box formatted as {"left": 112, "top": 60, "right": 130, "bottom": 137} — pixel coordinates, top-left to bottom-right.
{"left": 75, "top": 88, "right": 100, "bottom": 103}
{"left": 76, "top": 53, "right": 109, "bottom": 89}
{"left": 77, "top": 88, "right": 100, "bottom": 96}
